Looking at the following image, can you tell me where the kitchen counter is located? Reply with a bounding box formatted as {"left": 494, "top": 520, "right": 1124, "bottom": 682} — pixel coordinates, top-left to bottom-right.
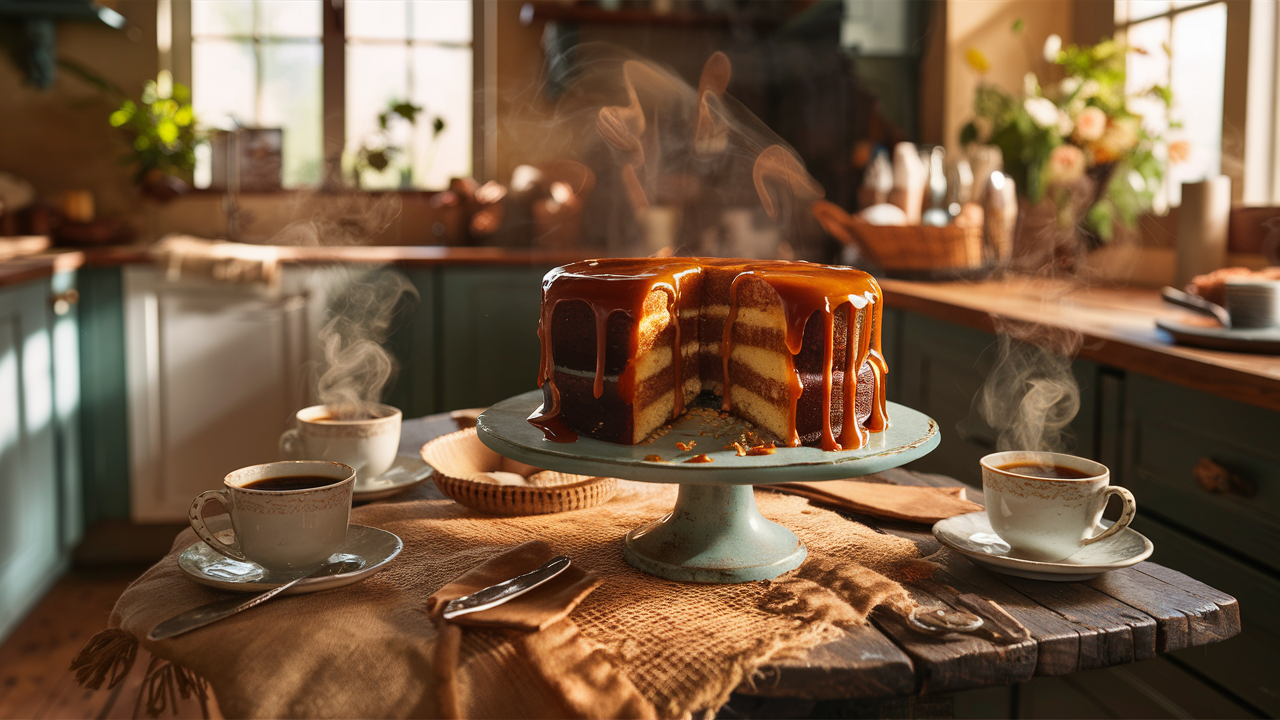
{"left": 880, "top": 278, "right": 1280, "bottom": 413}
{"left": 0, "top": 251, "right": 86, "bottom": 288}
{"left": 0, "top": 243, "right": 592, "bottom": 288}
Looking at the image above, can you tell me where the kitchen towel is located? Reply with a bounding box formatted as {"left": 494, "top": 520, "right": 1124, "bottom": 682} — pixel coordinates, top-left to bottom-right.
{"left": 74, "top": 481, "right": 933, "bottom": 720}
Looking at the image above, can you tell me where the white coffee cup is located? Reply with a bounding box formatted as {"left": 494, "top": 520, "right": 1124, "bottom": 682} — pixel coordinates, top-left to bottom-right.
{"left": 279, "top": 404, "right": 402, "bottom": 480}
{"left": 980, "top": 451, "right": 1137, "bottom": 562}
{"left": 188, "top": 460, "right": 355, "bottom": 572}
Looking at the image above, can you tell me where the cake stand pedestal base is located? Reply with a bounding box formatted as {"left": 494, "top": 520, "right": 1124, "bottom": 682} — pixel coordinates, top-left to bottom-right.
{"left": 623, "top": 484, "right": 806, "bottom": 583}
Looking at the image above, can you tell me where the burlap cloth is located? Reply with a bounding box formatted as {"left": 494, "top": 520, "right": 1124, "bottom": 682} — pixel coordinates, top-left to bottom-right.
{"left": 75, "top": 481, "right": 934, "bottom": 719}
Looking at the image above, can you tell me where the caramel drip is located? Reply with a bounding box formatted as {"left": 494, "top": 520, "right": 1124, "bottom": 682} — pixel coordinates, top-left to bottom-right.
{"left": 821, "top": 309, "right": 837, "bottom": 451}
{"left": 684, "top": 453, "right": 714, "bottom": 464}
{"left": 531, "top": 258, "right": 888, "bottom": 449}
{"left": 865, "top": 301, "right": 889, "bottom": 433}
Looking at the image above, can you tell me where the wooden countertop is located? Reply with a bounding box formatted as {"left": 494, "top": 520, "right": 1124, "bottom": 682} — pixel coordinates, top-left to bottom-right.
{"left": 880, "top": 278, "right": 1280, "bottom": 413}
{"left": 0, "top": 251, "right": 86, "bottom": 290}
{"left": 0, "top": 243, "right": 591, "bottom": 288}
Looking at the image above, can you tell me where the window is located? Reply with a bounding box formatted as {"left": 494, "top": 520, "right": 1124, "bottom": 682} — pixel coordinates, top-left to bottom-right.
{"left": 181, "top": 0, "right": 472, "bottom": 191}
{"left": 1115, "top": 0, "right": 1228, "bottom": 207}
{"left": 346, "top": 1, "right": 473, "bottom": 190}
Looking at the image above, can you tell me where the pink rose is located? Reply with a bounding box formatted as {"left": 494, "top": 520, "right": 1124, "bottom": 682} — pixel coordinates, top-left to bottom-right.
{"left": 1046, "top": 144, "right": 1086, "bottom": 186}
{"left": 1074, "top": 107, "right": 1107, "bottom": 142}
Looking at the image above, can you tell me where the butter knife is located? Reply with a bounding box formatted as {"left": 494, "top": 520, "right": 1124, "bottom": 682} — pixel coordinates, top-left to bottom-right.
{"left": 148, "top": 558, "right": 363, "bottom": 641}
{"left": 442, "top": 555, "right": 571, "bottom": 620}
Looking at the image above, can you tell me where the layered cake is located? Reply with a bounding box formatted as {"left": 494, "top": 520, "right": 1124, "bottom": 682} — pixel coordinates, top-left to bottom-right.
{"left": 531, "top": 258, "right": 888, "bottom": 451}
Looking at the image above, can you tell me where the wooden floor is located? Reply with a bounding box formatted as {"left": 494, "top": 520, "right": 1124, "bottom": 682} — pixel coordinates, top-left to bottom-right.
{"left": 0, "top": 570, "right": 220, "bottom": 719}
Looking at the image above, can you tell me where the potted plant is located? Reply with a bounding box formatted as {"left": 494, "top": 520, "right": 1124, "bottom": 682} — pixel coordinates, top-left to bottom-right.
{"left": 350, "top": 100, "right": 445, "bottom": 189}
{"left": 108, "top": 79, "right": 202, "bottom": 201}
{"left": 961, "top": 26, "right": 1185, "bottom": 267}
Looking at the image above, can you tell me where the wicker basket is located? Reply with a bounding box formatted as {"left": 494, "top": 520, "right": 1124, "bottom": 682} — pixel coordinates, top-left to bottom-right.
{"left": 813, "top": 200, "right": 985, "bottom": 272}
{"left": 847, "top": 217, "right": 984, "bottom": 272}
{"left": 421, "top": 428, "right": 617, "bottom": 515}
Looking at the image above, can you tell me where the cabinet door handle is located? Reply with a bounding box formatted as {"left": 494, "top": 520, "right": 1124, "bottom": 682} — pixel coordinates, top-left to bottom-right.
{"left": 1193, "top": 457, "right": 1255, "bottom": 497}
{"left": 50, "top": 289, "right": 79, "bottom": 315}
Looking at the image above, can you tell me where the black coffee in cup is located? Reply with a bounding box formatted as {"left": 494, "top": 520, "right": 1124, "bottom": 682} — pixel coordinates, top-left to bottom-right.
{"left": 244, "top": 475, "right": 340, "bottom": 491}
{"left": 998, "top": 462, "right": 1092, "bottom": 480}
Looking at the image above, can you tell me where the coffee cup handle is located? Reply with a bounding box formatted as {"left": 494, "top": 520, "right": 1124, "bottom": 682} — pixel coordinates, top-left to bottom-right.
{"left": 1082, "top": 486, "right": 1137, "bottom": 546}
{"left": 279, "top": 428, "right": 301, "bottom": 460}
{"left": 188, "top": 489, "right": 246, "bottom": 561}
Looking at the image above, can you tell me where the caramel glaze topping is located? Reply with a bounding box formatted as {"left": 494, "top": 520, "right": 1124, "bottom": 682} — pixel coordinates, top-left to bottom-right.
{"left": 532, "top": 258, "right": 887, "bottom": 451}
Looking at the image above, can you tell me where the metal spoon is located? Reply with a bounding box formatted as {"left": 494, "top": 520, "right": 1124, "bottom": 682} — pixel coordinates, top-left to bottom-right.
{"left": 149, "top": 557, "right": 364, "bottom": 640}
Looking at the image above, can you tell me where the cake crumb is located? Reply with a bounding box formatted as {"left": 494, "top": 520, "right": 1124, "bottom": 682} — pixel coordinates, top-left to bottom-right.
{"left": 644, "top": 454, "right": 664, "bottom": 462}
{"left": 731, "top": 442, "right": 748, "bottom": 457}
{"left": 675, "top": 440, "right": 697, "bottom": 451}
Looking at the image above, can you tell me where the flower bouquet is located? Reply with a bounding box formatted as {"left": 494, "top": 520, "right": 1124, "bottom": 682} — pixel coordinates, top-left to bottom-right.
{"left": 961, "top": 30, "right": 1181, "bottom": 251}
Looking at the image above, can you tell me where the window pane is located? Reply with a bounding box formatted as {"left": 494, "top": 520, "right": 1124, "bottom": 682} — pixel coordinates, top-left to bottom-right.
{"left": 1116, "top": 0, "right": 1170, "bottom": 24}
{"left": 346, "top": 0, "right": 407, "bottom": 40}
{"left": 192, "top": 39, "right": 256, "bottom": 128}
{"left": 346, "top": 44, "right": 410, "bottom": 188}
{"left": 412, "top": 45, "right": 471, "bottom": 188}
{"left": 261, "top": 43, "right": 323, "bottom": 186}
{"left": 259, "top": 0, "right": 322, "bottom": 39}
{"left": 192, "top": 0, "right": 254, "bottom": 36}
{"left": 410, "top": 0, "right": 471, "bottom": 44}
{"left": 1167, "top": 2, "right": 1226, "bottom": 205}
{"left": 1124, "top": 16, "right": 1171, "bottom": 142}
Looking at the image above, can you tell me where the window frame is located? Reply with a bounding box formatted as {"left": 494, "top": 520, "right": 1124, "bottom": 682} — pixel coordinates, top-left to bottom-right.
{"left": 1107, "top": 0, "right": 1277, "bottom": 205}
{"left": 166, "top": 0, "right": 489, "bottom": 191}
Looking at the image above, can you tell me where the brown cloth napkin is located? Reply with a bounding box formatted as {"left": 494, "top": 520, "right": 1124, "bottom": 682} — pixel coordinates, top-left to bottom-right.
{"left": 767, "top": 480, "right": 981, "bottom": 523}
{"left": 424, "top": 541, "right": 654, "bottom": 719}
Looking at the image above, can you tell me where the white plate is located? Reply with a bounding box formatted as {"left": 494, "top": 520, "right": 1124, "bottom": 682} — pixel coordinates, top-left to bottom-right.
{"left": 932, "top": 511, "right": 1153, "bottom": 582}
{"left": 354, "top": 456, "right": 433, "bottom": 502}
{"left": 178, "top": 524, "right": 403, "bottom": 594}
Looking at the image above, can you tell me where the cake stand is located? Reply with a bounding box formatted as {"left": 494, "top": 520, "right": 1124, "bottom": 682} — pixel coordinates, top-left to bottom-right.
{"left": 476, "top": 390, "right": 940, "bottom": 583}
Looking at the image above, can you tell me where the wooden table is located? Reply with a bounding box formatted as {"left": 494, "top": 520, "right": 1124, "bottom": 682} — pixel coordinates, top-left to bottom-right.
{"left": 398, "top": 414, "right": 1241, "bottom": 716}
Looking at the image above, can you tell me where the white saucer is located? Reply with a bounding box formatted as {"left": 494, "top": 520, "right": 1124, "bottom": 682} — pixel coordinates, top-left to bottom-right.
{"left": 178, "top": 524, "right": 403, "bottom": 594}
{"left": 932, "top": 511, "right": 1154, "bottom": 582}
{"left": 354, "top": 456, "right": 433, "bottom": 502}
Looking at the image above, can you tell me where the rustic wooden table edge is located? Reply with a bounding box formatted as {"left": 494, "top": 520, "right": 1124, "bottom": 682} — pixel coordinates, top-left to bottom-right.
{"left": 399, "top": 415, "right": 1241, "bottom": 703}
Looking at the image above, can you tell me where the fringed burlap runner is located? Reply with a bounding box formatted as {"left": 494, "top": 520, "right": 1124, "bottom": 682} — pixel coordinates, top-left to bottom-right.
{"left": 75, "top": 481, "right": 931, "bottom": 719}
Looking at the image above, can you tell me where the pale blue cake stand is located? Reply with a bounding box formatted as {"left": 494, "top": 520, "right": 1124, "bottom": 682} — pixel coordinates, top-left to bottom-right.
{"left": 477, "top": 390, "right": 940, "bottom": 583}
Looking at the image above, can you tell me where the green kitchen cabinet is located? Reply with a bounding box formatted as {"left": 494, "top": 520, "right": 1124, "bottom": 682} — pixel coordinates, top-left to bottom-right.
{"left": 383, "top": 268, "right": 437, "bottom": 419}
{"left": 0, "top": 272, "right": 82, "bottom": 641}
{"left": 437, "top": 266, "right": 548, "bottom": 412}
{"left": 886, "top": 309, "right": 1099, "bottom": 487}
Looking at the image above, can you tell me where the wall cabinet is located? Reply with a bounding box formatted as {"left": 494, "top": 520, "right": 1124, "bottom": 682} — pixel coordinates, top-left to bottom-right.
{"left": 886, "top": 308, "right": 1278, "bottom": 718}
{"left": 0, "top": 273, "right": 81, "bottom": 640}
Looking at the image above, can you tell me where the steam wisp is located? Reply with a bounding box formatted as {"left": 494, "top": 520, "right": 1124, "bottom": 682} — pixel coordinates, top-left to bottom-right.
{"left": 977, "top": 316, "right": 1083, "bottom": 454}
{"left": 536, "top": 45, "right": 828, "bottom": 257}
{"left": 315, "top": 269, "right": 418, "bottom": 420}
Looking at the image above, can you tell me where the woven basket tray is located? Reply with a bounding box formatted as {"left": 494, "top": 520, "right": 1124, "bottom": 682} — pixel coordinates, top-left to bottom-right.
{"left": 848, "top": 218, "right": 984, "bottom": 271}
{"left": 421, "top": 428, "right": 617, "bottom": 515}
{"left": 814, "top": 199, "right": 984, "bottom": 272}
